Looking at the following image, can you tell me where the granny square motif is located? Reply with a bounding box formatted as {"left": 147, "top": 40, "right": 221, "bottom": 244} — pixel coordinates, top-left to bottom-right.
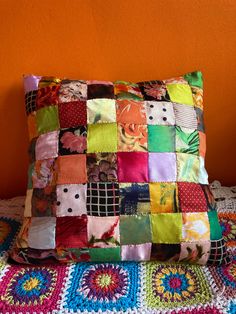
{"left": 12, "top": 71, "right": 228, "bottom": 265}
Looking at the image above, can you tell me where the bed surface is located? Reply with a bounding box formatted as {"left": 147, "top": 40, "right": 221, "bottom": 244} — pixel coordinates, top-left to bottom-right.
{"left": 0, "top": 180, "right": 235, "bottom": 314}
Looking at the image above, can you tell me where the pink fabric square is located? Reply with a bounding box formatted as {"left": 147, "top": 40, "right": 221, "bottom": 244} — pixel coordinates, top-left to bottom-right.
{"left": 121, "top": 243, "right": 152, "bottom": 261}
{"left": 35, "top": 131, "right": 59, "bottom": 160}
{"left": 117, "top": 152, "right": 148, "bottom": 182}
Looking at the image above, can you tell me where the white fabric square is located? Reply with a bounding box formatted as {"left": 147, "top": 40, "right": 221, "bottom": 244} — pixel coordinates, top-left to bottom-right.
{"left": 28, "top": 217, "right": 56, "bottom": 249}
{"left": 121, "top": 243, "right": 152, "bottom": 261}
{"left": 56, "top": 184, "right": 87, "bottom": 216}
{"left": 174, "top": 103, "right": 198, "bottom": 129}
{"left": 35, "top": 131, "right": 59, "bottom": 160}
{"left": 145, "top": 101, "right": 175, "bottom": 125}
{"left": 87, "top": 99, "right": 116, "bottom": 124}
{"left": 199, "top": 156, "right": 209, "bottom": 184}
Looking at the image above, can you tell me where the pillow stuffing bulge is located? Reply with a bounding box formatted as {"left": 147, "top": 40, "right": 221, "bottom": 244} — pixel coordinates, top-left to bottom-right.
{"left": 11, "top": 72, "right": 229, "bottom": 265}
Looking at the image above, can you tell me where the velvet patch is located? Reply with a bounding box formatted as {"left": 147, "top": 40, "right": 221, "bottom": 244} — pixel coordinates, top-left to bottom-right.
{"left": 87, "top": 123, "right": 118, "bottom": 153}
{"left": 117, "top": 152, "right": 148, "bottom": 182}
{"left": 36, "top": 85, "right": 60, "bottom": 109}
{"left": 31, "top": 186, "right": 57, "bottom": 217}
{"left": 59, "top": 126, "right": 87, "bottom": 155}
{"left": 87, "top": 82, "right": 114, "bottom": 99}
{"left": 58, "top": 101, "right": 87, "bottom": 128}
{"left": 149, "top": 153, "right": 177, "bottom": 182}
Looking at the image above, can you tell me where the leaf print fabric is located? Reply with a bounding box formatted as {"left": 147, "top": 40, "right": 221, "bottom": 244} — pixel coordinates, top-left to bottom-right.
{"left": 150, "top": 182, "right": 179, "bottom": 213}
{"left": 176, "top": 126, "right": 199, "bottom": 155}
{"left": 116, "top": 100, "right": 146, "bottom": 124}
{"left": 118, "top": 124, "right": 148, "bottom": 151}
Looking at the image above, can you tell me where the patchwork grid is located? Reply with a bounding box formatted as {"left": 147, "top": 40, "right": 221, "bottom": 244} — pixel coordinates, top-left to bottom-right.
{"left": 13, "top": 71, "right": 227, "bottom": 264}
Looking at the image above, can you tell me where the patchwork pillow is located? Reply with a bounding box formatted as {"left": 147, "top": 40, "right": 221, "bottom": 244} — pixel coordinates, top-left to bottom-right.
{"left": 11, "top": 71, "right": 229, "bottom": 265}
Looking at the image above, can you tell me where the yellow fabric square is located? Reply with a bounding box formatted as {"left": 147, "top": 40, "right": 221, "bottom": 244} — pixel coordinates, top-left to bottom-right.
{"left": 87, "top": 99, "right": 116, "bottom": 124}
{"left": 150, "top": 183, "right": 179, "bottom": 213}
{"left": 87, "top": 123, "right": 118, "bottom": 153}
{"left": 166, "top": 84, "right": 194, "bottom": 106}
{"left": 151, "top": 213, "right": 182, "bottom": 243}
{"left": 182, "top": 212, "right": 210, "bottom": 242}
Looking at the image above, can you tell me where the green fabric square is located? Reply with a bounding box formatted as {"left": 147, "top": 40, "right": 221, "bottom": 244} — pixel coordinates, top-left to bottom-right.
{"left": 176, "top": 126, "right": 199, "bottom": 155}
{"left": 89, "top": 247, "right": 121, "bottom": 262}
{"left": 36, "top": 106, "right": 59, "bottom": 134}
{"left": 166, "top": 84, "right": 194, "bottom": 106}
{"left": 184, "top": 71, "right": 203, "bottom": 88}
{"left": 151, "top": 213, "right": 182, "bottom": 243}
{"left": 208, "top": 210, "right": 222, "bottom": 240}
{"left": 87, "top": 123, "right": 118, "bottom": 153}
{"left": 120, "top": 215, "right": 151, "bottom": 245}
{"left": 177, "top": 153, "right": 200, "bottom": 183}
{"left": 148, "top": 125, "right": 175, "bottom": 152}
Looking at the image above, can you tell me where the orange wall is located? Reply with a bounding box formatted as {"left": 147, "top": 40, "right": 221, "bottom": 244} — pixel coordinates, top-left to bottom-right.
{"left": 0, "top": 0, "right": 236, "bottom": 198}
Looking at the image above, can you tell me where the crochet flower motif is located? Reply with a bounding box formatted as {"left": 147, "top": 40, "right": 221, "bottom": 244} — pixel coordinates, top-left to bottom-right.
{"left": 220, "top": 217, "right": 236, "bottom": 246}
{"left": 78, "top": 264, "right": 128, "bottom": 302}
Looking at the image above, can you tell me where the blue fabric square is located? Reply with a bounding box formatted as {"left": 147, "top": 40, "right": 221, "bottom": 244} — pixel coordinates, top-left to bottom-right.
{"left": 64, "top": 262, "right": 140, "bottom": 312}
{"left": 0, "top": 217, "right": 21, "bottom": 253}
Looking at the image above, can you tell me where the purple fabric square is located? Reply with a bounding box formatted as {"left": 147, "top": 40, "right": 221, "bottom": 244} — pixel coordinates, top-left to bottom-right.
{"left": 149, "top": 153, "right": 176, "bottom": 182}
{"left": 35, "top": 131, "right": 59, "bottom": 160}
{"left": 24, "top": 75, "right": 42, "bottom": 93}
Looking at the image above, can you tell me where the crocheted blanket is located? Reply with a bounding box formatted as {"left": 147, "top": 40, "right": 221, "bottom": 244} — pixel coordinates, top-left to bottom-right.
{"left": 0, "top": 181, "right": 235, "bottom": 314}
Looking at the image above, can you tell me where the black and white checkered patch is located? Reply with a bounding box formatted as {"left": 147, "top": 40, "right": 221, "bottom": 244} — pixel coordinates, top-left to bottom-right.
{"left": 87, "top": 183, "right": 120, "bottom": 216}
{"left": 207, "top": 238, "right": 231, "bottom": 265}
{"left": 25, "top": 90, "right": 37, "bottom": 115}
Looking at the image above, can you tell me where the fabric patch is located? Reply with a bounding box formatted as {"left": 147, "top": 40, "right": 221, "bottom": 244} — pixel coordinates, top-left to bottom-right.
{"left": 151, "top": 213, "right": 182, "bottom": 243}
{"left": 120, "top": 183, "right": 150, "bottom": 214}
{"left": 145, "top": 263, "right": 212, "bottom": 308}
{"left": 201, "top": 184, "right": 217, "bottom": 211}
{"left": 59, "top": 126, "right": 87, "bottom": 155}
{"left": 149, "top": 153, "right": 177, "bottom": 182}
{"left": 27, "top": 112, "right": 38, "bottom": 140}
{"left": 89, "top": 247, "right": 121, "bottom": 262}
{"left": 179, "top": 241, "right": 210, "bottom": 265}
{"left": 151, "top": 244, "right": 180, "bottom": 262}
{"left": 59, "top": 80, "right": 87, "bottom": 102}
{"left": 195, "top": 107, "right": 205, "bottom": 132}
{"left": 184, "top": 71, "right": 203, "bottom": 88}
{"left": 25, "top": 90, "right": 37, "bottom": 115}
{"left": 219, "top": 213, "right": 236, "bottom": 246}
{"left": 87, "top": 123, "right": 118, "bottom": 153}
{"left": 87, "top": 82, "right": 114, "bottom": 99}
{"left": 207, "top": 238, "right": 230, "bottom": 265}
{"left": 87, "top": 216, "right": 120, "bottom": 248}
{"left": 24, "top": 189, "right": 33, "bottom": 217}
{"left": 120, "top": 215, "right": 151, "bottom": 245}
{"left": 38, "top": 76, "right": 61, "bottom": 88}
{"left": 36, "top": 85, "right": 60, "bottom": 109}
{"left": 35, "top": 131, "right": 59, "bottom": 160}
{"left": 64, "top": 263, "right": 139, "bottom": 312}
{"left": 28, "top": 138, "right": 37, "bottom": 163}
{"left": 57, "top": 155, "right": 87, "bottom": 184}
{"left": 166, "top": 84, "right": 194, "bottom": 106}
{"left": 146, "top": 101, "right": 175, "bottom": 125}
{"left": 117, "top": 152, "right": 148, "bottom": 182}
{"left": 27, "top": 163, "right": 34, "bottom": 189}
{"left": 208, "top": 210, "right": 223, "bottom": 240}
{"left": 36, "top": 106, "right": 59, "bottom": 134}
{"left": 32, "top": 186, "right": 56, "bottom": 217}
{"left": 0, "top": 264, "right": 67, "bottom": 313}
{"left": 175, "top": 126, "right": 199, "bottom": 155}
{"left": 178, "top": 182, "right": 208, "bottom": 212}
{"left": 0, "top": 217, "right": 21, "bottom": 253}
{"left": 174, "top": 103, "right": 197, "bottom": 129}
{"left": 87, "top": 99, "right": 116, "bottom": 123}
{"left": 192, "top": 86, "right": 203, "bottom": 110}
{"left": 148, "top": 125, "right": 175, "bottom": 152}
{"left": 116, "top": 99, "right": 146, "bottom": 124}
{"left": 199, "top": 131, "right": 206, "bottom": 157}
{"left": 114, "top": 81, "right": 143, "bottom": 100}
{"left": 199, "top": 156, "right": 208, "bottom": 184}
{"left": 58, "top": 101, "right": 87, "bottom": 128}
{"left": 24, "top": 74, "right": 41, "bottom": 92}
{"left": 118, "top": 123, "right": 148, "bottom": 152}
{"left": 32, "top": 159, "right": 57, "bottom": 188}
{"left": 177, "top": 153, "right": 200, "bottom": 183}
{"left": 149, "top": 182, "right": 179, "bottom": 213}
{"left": 138, "top": 80, "right": 170, "bottom": 101}
{"left": 182, "top": 212, "right": 210, "bottom": 242}
{"left": 28, "top": 217, "right": 56, "bottom": 249}
{"left": 16, "top": 218, "right": 31, "bottom": 248}
{"left": 56, "top": 184, "right": 87, "bottom": 216}
{"left": 86, "top": 183, "right": 119, "bottom": 216}
{"left": 87, "top": 153, "right": 117, "bottom": 182}
{"left": 121, "top": 243, "right": 152, "bottom": 261}
{"left": 56, "top": 216, "right": 88, "bottom": 248}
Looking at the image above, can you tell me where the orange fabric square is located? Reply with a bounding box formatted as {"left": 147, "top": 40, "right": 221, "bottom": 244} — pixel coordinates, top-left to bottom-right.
{"left": 199, "top": 131, "right": 206, "bottom": 157}
{"left": 27, "top": 112, "right": 38, "bottom": 140}
{"left": 116, "top": 100, "right": 146, "bottom": 124}
{"left": 57, "top": 155, "right": 87, "bottom": 184}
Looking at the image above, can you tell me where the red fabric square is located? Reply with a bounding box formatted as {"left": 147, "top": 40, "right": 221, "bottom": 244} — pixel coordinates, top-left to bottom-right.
{"left": 36, "top": 85, "right": 60, "bottom": 109}
{"left": 117, "top": 152, "right": 148, "bottom": 182}
{"left": 178, "top": 182, "right": 207, "bottom": 212}
{"left": 56, "top": 216, "right": 88, "bottom": 248}
{"left": 59, "top": 101, "right": 87, "bottom": 128}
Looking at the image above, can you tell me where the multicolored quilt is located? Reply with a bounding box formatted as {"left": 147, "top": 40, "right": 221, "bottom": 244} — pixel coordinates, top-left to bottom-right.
{"left": 0, "top": 181, "right": 235, "bottom": 313}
